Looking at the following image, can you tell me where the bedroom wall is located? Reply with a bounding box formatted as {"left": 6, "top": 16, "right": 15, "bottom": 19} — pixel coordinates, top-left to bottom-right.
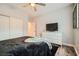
{"left": 34, "top": 5, "right": 74, "bottom": 45}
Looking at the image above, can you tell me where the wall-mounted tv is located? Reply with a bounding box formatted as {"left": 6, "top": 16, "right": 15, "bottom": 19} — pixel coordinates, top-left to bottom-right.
{"left": 46, "top": 23, "right": 58, "bottom": 31}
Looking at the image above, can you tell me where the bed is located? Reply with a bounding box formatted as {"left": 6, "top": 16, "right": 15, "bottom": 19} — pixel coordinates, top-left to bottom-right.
{"left": 0, "top": 36, "right": 59, "bottom": 56}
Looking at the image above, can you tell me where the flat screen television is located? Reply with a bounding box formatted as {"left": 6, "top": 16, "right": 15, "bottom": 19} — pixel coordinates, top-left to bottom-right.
{"left": 46, "top": 23, "right": 58, "bottom": 31}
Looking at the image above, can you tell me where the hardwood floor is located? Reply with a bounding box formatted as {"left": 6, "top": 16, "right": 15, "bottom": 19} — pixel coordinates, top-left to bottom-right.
{"left": 55, "top": 45, "right": 77, "bottom": 56}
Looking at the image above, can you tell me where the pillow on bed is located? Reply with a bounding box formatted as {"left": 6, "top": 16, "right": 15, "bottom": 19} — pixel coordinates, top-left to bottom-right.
{"left": 24, "top": 37, "right": 52, "bottom": 50}
{"left": 24, "top": 37, "right": 44, "bottom": 42}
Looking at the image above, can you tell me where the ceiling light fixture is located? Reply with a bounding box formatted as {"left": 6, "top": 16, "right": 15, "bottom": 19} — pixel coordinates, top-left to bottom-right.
{"left": 22, "top": 3, "right": 46, "bottom": 12}
{"left": 30, "top": 3, "right": 36, "bottom": 7}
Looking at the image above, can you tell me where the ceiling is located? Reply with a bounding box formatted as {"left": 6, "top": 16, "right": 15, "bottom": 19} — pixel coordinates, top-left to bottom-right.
{"left": 0, "top": 3, "right": 73, "bottom": 18}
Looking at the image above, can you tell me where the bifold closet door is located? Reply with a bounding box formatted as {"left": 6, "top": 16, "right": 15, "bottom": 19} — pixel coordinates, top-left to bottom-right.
{"left": 10, "top": 17, "right": 24, "bottom": 38}
{"left": 0, "top": 16, "right": 9, "bottom": 41}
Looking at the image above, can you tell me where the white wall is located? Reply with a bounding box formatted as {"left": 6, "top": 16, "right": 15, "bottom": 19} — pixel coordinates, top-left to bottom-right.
{"left": 34, "top": 5, "right": 74, "bottom": 45}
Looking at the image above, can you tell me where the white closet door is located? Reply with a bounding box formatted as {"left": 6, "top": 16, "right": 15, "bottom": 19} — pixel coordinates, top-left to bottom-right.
{"left": 23, "top": 19, "right": 28, "bottom": 36}
{"left": 0, "top": 16, "right": 9, "bottom": 41}
{"left": 10, "top": 17, "right": 23, "bottom": 38}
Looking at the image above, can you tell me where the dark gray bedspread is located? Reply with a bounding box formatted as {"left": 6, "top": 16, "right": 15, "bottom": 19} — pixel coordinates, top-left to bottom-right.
{"left": 0, "top": 36, "right": 59, "bottom": 56}
{"left": 0, "top": 42, "right": 52, "bottom": 56}
{"left": 0, "top": 36, "right": 32, "bottom": 56}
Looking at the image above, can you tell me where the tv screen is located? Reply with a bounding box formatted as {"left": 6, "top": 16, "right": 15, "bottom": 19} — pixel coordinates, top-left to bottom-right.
{"left": 46, "top": 23, "right": 58, "bottom": 31}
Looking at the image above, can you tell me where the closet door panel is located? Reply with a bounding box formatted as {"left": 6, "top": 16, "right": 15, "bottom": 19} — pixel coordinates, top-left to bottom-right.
{"left": 23, "top": 19, "right": 28, "bottom": 36}
{"left": 0, "top": 16, "right": 9, "bottom": 40}
{"left": 10, "top": 17, "right": 23, "bottom": 38}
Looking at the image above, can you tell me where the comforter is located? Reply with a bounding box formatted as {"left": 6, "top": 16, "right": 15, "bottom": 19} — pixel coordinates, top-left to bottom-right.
{"left": 0, "top": 42, "right": 52, "bottom": 56}
{"left": 8, "top": 42, "right": 52, "bottom": 56}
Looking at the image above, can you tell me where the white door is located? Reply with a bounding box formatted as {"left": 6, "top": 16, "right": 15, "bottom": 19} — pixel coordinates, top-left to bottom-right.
{"left": 10, "top": 17, "right": 24, "bottom": 38}
{"left": 0, "top": 16, "right": 9, "bottom": 41}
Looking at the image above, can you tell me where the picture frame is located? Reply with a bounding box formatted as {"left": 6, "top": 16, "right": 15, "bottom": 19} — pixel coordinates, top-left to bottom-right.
{"left": 73, "top": 4, "right": 79, "bottom": 29}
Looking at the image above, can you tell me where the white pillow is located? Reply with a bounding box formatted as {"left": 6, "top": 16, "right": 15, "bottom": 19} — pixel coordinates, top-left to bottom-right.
{"left": 24, "top": 37, "right": 41, "bottom": 42}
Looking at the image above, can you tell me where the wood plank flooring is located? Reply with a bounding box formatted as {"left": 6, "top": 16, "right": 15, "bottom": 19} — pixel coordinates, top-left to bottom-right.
{"left": 55, "top": 45, "right": 77, "bottom": 56}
